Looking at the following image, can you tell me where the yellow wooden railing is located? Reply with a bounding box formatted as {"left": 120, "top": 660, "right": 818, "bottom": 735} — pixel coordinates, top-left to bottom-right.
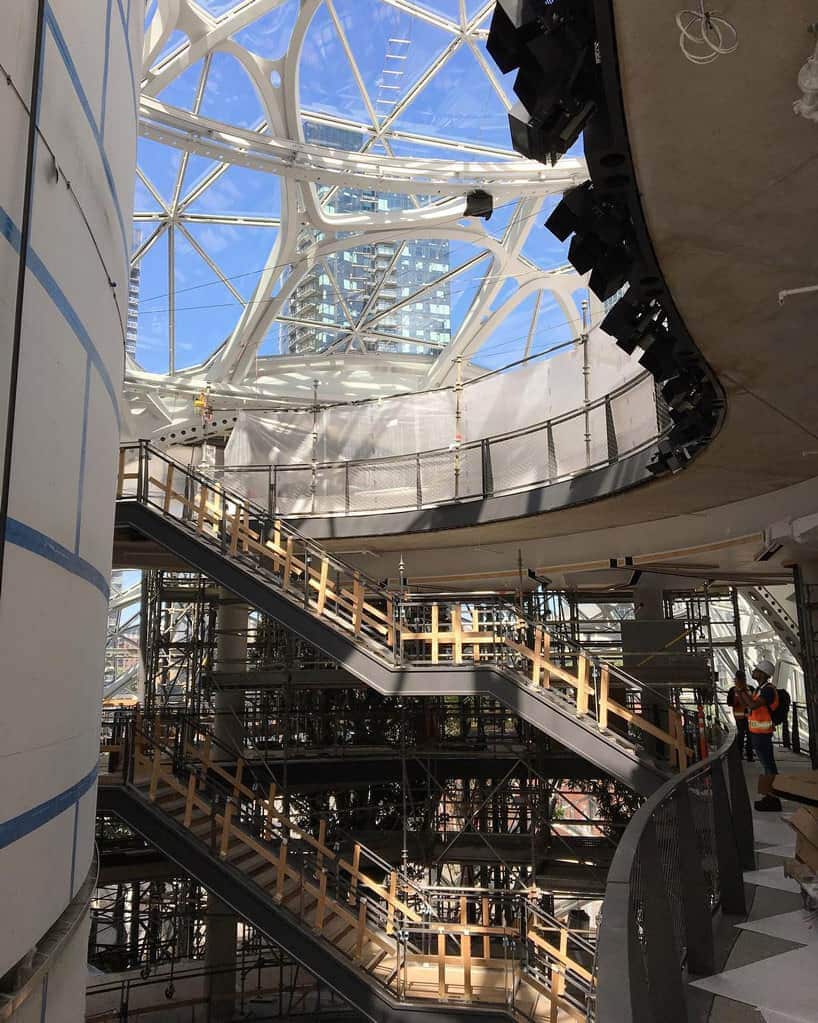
{"left": 117, "top": 442, "right": 690, "bottom": 769}
{"left": 102, "top": 712, "right": 593, "bottom": 1021}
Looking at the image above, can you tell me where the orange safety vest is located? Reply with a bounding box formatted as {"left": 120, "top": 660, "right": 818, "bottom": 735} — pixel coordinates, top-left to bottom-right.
{"left": 748, "top": 682, "right": 779, "bottom": 734}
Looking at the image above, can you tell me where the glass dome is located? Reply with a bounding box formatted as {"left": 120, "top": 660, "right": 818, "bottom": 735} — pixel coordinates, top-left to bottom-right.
{"left": 126, "top": 0, "right": 593, "bottom": 438}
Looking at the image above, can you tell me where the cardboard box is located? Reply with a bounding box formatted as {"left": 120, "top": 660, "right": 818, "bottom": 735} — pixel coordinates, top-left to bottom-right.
{"left": 785, "top": 857, "right": 816, "bottom": 884}
{"left": 796, "top": 833, "right": 818, "bottom": 873}
{"left": 766, "top": 771, "right": 818, "bottom": 805}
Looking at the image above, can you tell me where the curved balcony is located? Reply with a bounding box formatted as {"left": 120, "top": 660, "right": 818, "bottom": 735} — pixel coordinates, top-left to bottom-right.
{"left": 217, "top": 371, "right": 666, "bottom": 535}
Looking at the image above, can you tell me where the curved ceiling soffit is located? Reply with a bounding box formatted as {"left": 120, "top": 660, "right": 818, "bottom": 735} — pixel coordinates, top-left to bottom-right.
{"left": 133, "top": 0, "right": 590, "bottom": 406}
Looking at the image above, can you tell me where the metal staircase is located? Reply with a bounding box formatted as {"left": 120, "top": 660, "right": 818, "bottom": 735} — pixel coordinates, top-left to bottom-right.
{"left": 115, "top": 443, "right": 695, "bottom": 797}
{"left": 98, "top": 714, "right": 595, "bottom": 1022}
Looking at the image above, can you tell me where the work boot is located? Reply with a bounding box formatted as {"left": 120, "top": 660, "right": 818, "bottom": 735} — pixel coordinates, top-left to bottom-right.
{"left": 754, "top": 794, "right": 782, "bottom": 812}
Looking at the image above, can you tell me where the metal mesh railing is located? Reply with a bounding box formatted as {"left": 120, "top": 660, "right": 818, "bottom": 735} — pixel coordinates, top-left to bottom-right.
{"left": 595, "top": 733, "right": 753, "bottom": 1022}
{"left": 216, "top": 371, "right": 665, "bottom": 518}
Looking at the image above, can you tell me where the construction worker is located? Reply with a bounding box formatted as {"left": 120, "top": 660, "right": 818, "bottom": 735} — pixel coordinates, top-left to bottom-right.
{"left": 738, "top": 659, "right": 782, "bottom": 811}
{"left": 726, "top": 669, "right": 753, "bottom": 762}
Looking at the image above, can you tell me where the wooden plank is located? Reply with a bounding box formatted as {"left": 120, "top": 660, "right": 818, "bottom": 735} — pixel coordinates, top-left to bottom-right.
{"left": 431, "top": 604, "right": 439, "bottom": 664}
{"left": 316, "top": 557, "right": 329, "bottom": 616}
{"left": 283, "top": 538, "right": 294, "bottom": 592}
{"left": 598, "top": 665, "right": 610, "bottom": 730}
{"left": 526, "top": 928, "right": 594, "bottom": 984}
{"left": 541, "top": 630, "right": 551, "bottom": 687}
{"left": 482, "top": 896, "right": 490, "bottom": 960}
{"left": 351, "top": 576, "right": 364, "bottom": 635}
{"left": 452, "top": 605, "right": 463, "bottom": 664}
{"left": 229, "top": 505, "right": 242, "bottom": 554}
{"left": 576, "top": 654, "right": 590, "bottom": 716}
{"left": 386, "top": 871, "right": 397, "bottom": 935}
{"left": 337, "top": 859, "right": 422, "bottom": 922}
{"left": 605, "top": 697, "right": 678, "bottom": 750}
{"left": 163, "top": 465, "right": 174, "bottom": 513}
{"left": 531, "top": 626, "right": 543, "bottom": 686}
{"left": 437, "top": 932, "right": 446, "bottom": 999}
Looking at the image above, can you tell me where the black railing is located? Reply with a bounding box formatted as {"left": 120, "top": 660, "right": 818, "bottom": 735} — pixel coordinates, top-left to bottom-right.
{"left": 595, "top": 732, "right": 753, "bottom": 1023}
{"left": 210, "top": 371, "right": 664, "bottom": 518}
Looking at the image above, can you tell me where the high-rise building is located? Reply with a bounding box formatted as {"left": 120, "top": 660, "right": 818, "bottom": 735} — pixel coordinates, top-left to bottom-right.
{"left": 126, "top": 230, "right": 142, "bottom": 359}
{"left": 284, "top": 121, "right": 451, "bottom": 356}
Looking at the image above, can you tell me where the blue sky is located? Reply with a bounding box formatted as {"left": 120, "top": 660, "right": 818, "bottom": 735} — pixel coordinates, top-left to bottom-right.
{"left": 134, "top": 0, "right": 579, "bottom": 375}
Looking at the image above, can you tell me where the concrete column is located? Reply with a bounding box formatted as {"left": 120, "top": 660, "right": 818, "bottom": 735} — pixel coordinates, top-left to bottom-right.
{"left": 205, "top": 894, "right": 238, "bottom": 1023}
{"left": 206, "top": 590, "right": 247, "bottom": 1020}
{"left": 213, "top": 589, "right": 248, "bottom": 759}
{"left": 793, "top": 561, "right": 818, "bottom": 768}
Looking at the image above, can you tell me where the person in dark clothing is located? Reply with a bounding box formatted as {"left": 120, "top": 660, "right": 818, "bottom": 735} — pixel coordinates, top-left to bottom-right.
{"left": 736, "top": 659, "right": 782, "bottom": 812}
{"left": 726, "top": 669, "right": 753, "bottom": 762}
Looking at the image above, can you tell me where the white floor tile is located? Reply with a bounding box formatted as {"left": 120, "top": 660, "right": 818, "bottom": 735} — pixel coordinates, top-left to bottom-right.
{"left": 753, "top": 816, "right": 795, "bottom": 847}
{"left": 759, "top": 842, "right": 797, "bottom": 858}
{"left": 737, "top": 909, "right": 818, "bottom": 945}
{"left": 743, "top": 865, "right": 801, "bottom": 893}
{"left": 761, "top": 1010, "right": 815, "bottom": 1023}
{"left": 690, "top": 945, "right": 818, "bottom": 1016}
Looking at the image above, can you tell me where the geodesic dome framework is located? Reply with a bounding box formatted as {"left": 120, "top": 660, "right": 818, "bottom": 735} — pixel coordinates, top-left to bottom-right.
{"left": 125, "top": 0, "right": 631, "bottom": 445}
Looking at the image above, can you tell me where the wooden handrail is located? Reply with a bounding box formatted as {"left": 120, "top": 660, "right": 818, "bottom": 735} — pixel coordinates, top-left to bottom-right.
{"left": 117, "top": 444, "right": 694, "bottom": 770}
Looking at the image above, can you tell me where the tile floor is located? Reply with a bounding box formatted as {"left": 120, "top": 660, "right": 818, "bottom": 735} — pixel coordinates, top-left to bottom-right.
{"left": 687, "top": 748, "right": 817, "bottom": 1023}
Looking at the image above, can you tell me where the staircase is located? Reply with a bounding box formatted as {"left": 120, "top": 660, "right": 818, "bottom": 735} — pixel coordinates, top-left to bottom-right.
{"left": 115, "top": 443, "right": 695, "bottom": 796}
{"left": 98, "top": 716, "right": 595, "bottom": 1022}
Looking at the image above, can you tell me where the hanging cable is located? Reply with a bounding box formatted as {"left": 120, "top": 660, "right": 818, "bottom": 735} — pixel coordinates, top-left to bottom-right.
{"left": 676, "top": 2, "right": 738, "bottom": 65}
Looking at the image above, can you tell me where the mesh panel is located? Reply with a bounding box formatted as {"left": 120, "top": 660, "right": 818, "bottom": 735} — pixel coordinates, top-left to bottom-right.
{"left": 489, "top": 429, "right": 549, "bottom": 494}
{"left": 654, "top": 799, "right": 686, "bottom": 960}
{"left": 347, "top": 457, "right": 418, "bottom": 512}
{"left": 688, "top": 772, "right": 719, "bottom": 907}
{"left": 314, "top": 466, "right": 348, "bottom": 514}
{"left": 273, "top": 467, "right": 313, "bottom": 515}
{"left": 419, "top": 447, "right": 481, "bottom": 505}
{"left": 551, "top": 413, "right": 589, "bottom": 479}
{"left": 610, "top": 375, "right": 658, "bottom": 454}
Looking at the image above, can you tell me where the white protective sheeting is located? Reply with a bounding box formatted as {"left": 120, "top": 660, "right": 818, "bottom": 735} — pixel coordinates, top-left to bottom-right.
{"left": 223, "top": 332, "right": 656, "bottom": 513}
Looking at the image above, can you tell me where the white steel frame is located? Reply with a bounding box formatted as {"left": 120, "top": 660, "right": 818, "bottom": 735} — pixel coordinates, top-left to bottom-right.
{"left": 128, "top": 0, "right": 600, "bottom": 440}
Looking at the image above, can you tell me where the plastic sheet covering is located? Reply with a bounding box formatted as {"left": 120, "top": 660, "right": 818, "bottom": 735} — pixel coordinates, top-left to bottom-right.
{"left": 222, "top": 332, "right": 659, "bottom": 512}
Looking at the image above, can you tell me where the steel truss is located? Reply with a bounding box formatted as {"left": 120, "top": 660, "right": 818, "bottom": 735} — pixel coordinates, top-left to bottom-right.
{"left": 127, "top": 0, "right": 599, "bottom": 441}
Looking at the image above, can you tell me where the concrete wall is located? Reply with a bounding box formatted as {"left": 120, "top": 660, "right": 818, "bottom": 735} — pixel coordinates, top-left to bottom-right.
{"left": 0, "top": 0, "right": 140, "bottom": 1016}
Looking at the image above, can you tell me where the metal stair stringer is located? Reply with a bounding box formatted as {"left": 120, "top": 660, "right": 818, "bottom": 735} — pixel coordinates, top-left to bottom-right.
{"left": 97, "top": 783, "right": 510, "bottom": 1023}
{"left": 116, "top": 500, "right": 667, "bottom": 796}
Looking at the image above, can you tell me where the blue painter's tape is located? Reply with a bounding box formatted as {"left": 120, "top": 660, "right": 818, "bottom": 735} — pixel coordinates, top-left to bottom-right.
{"left": 75, "top": 355, "right": 92, "bottom": 554}
{"left": 5, "top": 518, "right": 109, "bottom": 599}
{"left": 44, "top": 4, "right": 129, "bottom": 266}
{"left": 0, "top": 764, "right": 98, "bottom": 852}
{"left": 69, "top": 800, "right": 79, "bottom": 897}
{"left": 116, "top": 0, "right": 138, "bottom": 124}
{"left": 0, "top": 206, "right": 121, "bottom": 428}
{"left": 101, "top": 0, "right": 113, "bottom": 142}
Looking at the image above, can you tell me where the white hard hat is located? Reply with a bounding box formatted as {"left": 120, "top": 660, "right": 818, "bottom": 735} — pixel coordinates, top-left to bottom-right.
{"left": 755, "top": 659, "right": 775, "bottom": 678}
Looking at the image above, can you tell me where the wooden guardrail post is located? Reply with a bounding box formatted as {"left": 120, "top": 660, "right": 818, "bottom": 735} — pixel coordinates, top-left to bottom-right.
{"left": 316, "top": 557, "right": 329, "bottom": 615}
{"left": 461, "top": 896, "right": 472, "bottom": 1002}
{"left": 452, "top": 605, "right": 463, "bottom": 664}
{"left": 352, "top": 575, "right": 363, "bottom": 635}
{"left": 437, "top": 931, "right": 446, "bottom": 999}
{"left": 431, "top": 604, "right": 439, "bottom": 664}
{"left": 576, "top": 654, "right": 590, "bottom": 716}
{"left": 598, "top": 665, "right": 610, "bottom": 730}
{"left": 317, "top": 819, "right": 327, "bottom": 871}
{"left": 314, "top": 870, "right": 328, "bottom": 934}
{"left": 386, "top": 871, "right": 397, "bottom": 935}
{"left": 482, "top": 895, "right": 490, "bottom": 960}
